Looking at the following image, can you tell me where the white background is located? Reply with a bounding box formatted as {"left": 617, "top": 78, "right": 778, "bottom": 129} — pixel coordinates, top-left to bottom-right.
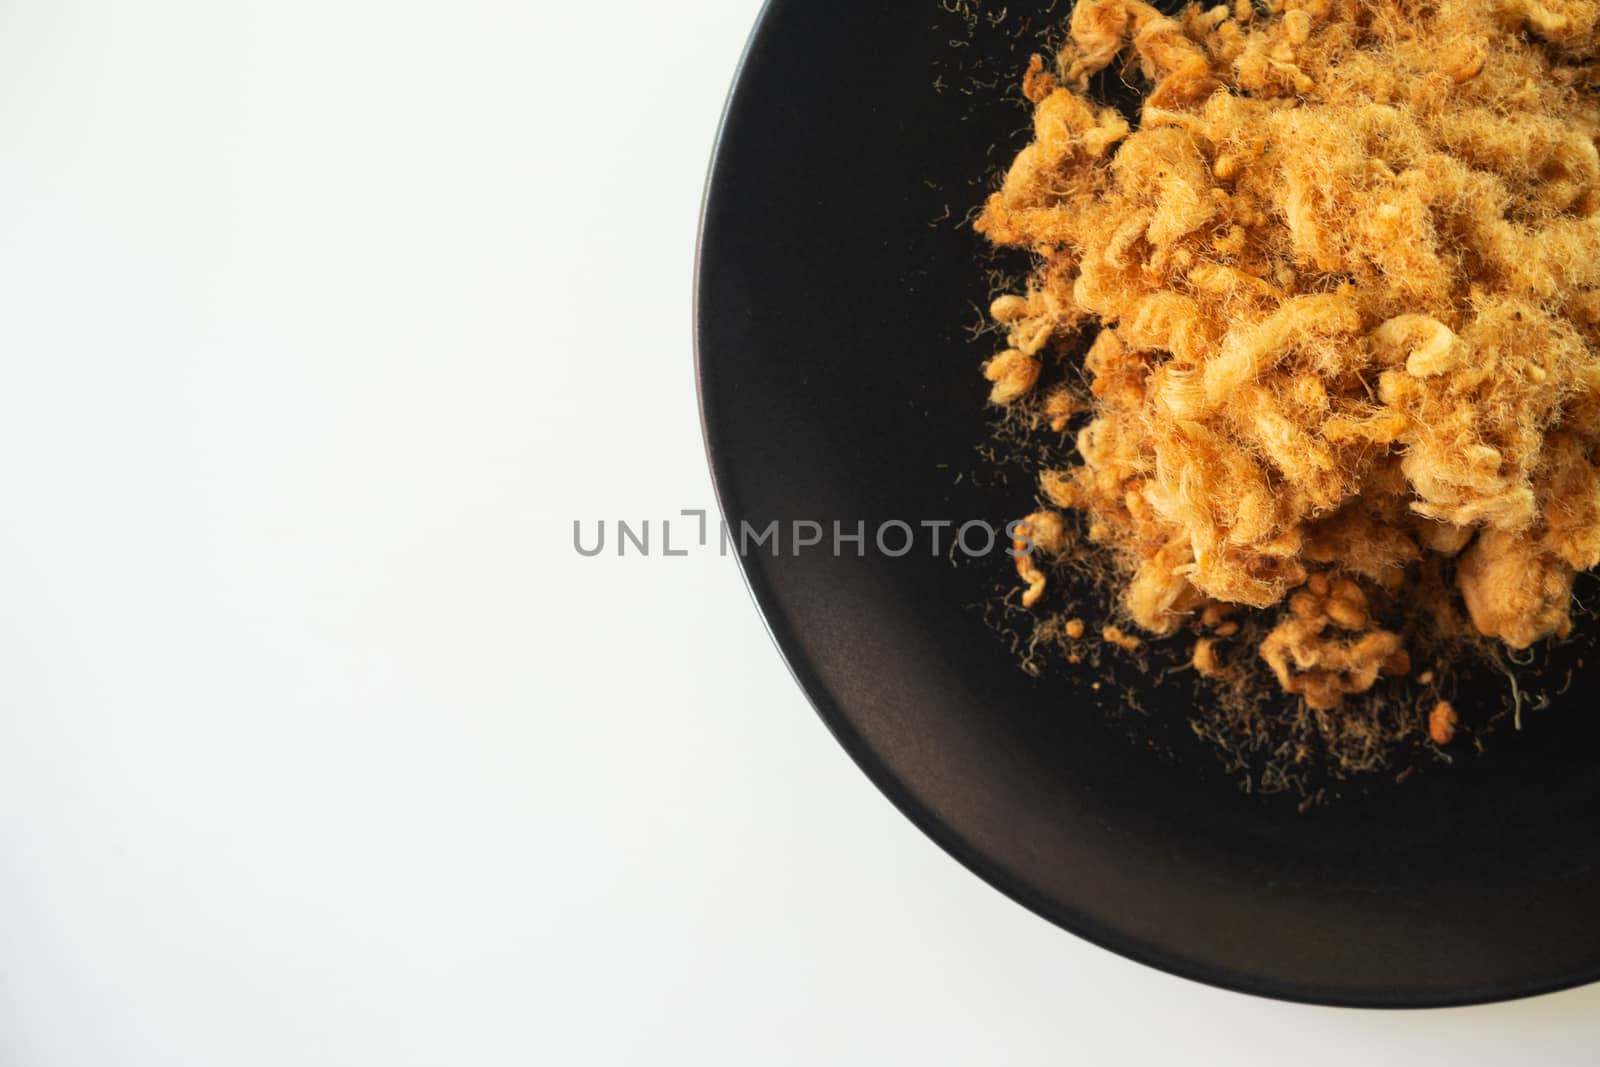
{"left": 1, "top": 1, "right": 1597, "bottom": 1063}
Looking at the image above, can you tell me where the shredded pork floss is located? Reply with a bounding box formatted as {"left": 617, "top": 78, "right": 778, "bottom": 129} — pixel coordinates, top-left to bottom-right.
{"left": 978, "top": 0, "right": 1600, "bottom": 710}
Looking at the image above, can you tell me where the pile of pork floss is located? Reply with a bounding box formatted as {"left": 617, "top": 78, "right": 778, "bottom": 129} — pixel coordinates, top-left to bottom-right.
{"left": 979, "top": 0, "right": 1600, "bottom": 715}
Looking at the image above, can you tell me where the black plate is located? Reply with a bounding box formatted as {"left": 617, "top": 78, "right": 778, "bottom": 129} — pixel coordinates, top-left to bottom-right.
{"left": 695, "top": 0, "right": 1600, "bottom": 1007}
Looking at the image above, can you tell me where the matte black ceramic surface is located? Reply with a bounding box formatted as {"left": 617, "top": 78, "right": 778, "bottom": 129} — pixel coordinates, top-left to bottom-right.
{"left": 695, "top": 0, "right": 1600, "bottom": 1006}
